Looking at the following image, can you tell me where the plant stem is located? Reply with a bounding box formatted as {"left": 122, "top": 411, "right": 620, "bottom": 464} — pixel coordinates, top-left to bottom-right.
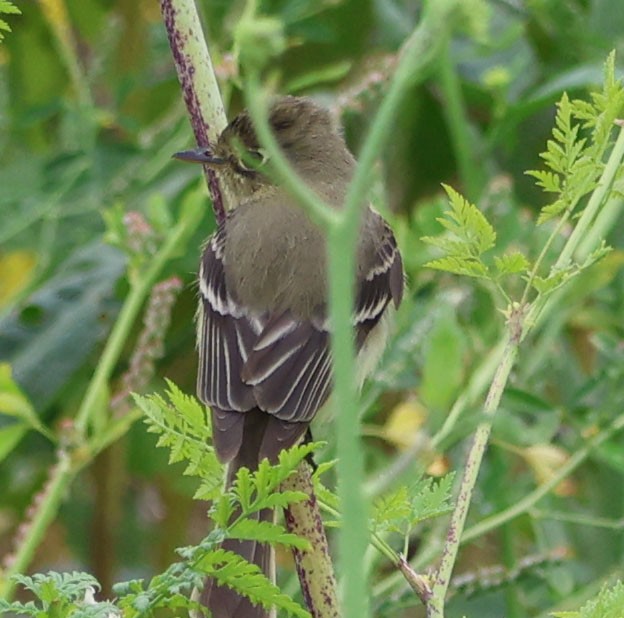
{"left": 432, "top": 337, "right": 507, "bottom": 450}
{"left": 522, "top": 124, "right": 624, "bottom": 339}
{"left": 328, "top": 2, "right": 462, "bottom": 616}
{"left": 0, "top": 450, "right": 72, "bottom": 599}
{"left": 461, "top": 411, "right": 624, "bottom": 544}
{"left": 428, "top": 323, "right": 520, "bottom": 617}
{"left": 282, "top": 464, "right": 339, "bottom": 618}
{"left": 437, "top": 36, "right": 485, "bottom": 200}
{"left": 39, "top": 0, "right": 93, "bottom": 111}
{"left": 75, "top": 202, "right": 200, "bottom": 435}
{"left": 557, "top": 125, "right": 624, "bottom": 267}
{"left": 159, "top": 0, "right": 228, "bottom": 219}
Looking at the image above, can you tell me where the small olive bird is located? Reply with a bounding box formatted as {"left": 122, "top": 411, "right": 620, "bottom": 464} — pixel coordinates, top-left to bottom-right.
{"left": 174, "top": 96, "right": 403, "bottom": 618}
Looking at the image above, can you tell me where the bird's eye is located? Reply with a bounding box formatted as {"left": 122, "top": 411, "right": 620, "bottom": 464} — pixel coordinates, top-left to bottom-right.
{"left": 237, "top": 148, "right": 269, "bottom": 172}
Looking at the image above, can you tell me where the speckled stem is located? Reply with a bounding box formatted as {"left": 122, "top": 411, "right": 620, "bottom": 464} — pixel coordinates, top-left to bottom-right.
{"left": 282, "top": 464, "right": 339, "bottom": 618}
{"left": 427, "top": 325, "right": 520, "bottom": 618}
{"left": 159, "top": 0, "right": 228, "bottom": 221}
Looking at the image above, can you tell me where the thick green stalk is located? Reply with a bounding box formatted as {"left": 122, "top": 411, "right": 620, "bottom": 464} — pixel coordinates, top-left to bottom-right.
{"left": 437, "top": 37, "right": 485, "bottom": 200}
{"left": 522, "top": 125, "right": 624, "bottom": 339}
{"left": 328, "top": 2, "right": 462, "bottom": 616}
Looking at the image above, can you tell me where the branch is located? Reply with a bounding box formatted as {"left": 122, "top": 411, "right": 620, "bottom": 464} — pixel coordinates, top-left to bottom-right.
{"left": 159, "top": 0, "right": 228, "bottom": 221}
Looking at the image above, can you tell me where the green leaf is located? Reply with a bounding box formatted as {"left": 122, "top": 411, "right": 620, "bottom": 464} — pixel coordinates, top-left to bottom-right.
{"left": 0, "top": 423, "right": 28, "bottom": 463}
{"left": 494, "top": 252, "right": 530, "bottom": 277}
{"left": 422, "top": 185, "right": 496, "bottom": 279}
{"left": 531, "top": 268, "right": 574, "bottom": 294}
{"left": 421, "top": 310, "right": 466, "bottom": 411}
{"left": 229, "top": 519, "right": 310, "bottom": 550}
{"left": 0, "top": 363, "right": 37, "bottom": 424}
{"left": 0, "top": 0, "right": 20, "bottom": 42}
{"left": 554, "top": 580, "right": 624, "bottom": 618}
{"left": 425, "top": 257, "right": 489, "bottom": 278}
{"left": 371, "top": 474, "right": 455, "bottom": 536}
{"left": 200, "top": 549, "right": 310, "bottom": 617}
{"left": 134, "top": 383, "right": 223, "bottom": 501}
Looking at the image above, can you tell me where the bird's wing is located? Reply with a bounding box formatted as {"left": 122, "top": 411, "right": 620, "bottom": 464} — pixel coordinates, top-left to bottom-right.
{"left": 353, "top": 216, "right": 404, "bottom": 346}
{"left": 197, "top": 226, "right": 259, "bottom": 413}
{"left": 198, "top": 216, "right": 404, "bottom": 432}
{"left": 241, "top": 216, "right": 404, "bottom": 423}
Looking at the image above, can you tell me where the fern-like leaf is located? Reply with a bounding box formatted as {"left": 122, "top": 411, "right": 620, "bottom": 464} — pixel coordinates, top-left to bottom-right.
{"left": 494, "top": 252, "right": 530, "bottom": 277}
{"left": 0, "top": 0, "right": 20, "bottom": 42}
{"left": 229, "top": 519, "right": 310, "bottom": 550}
{"left": 423, "top": 185, "right": 496, "bottom": 279}
{"left": 134, "top": 381, "right": 224, "bottom": 501}
{"left": 200, "top": 549, "right": 311, "bottom": 617}
{"left": 371, "top": 474, "right": 455, "bottom": 536}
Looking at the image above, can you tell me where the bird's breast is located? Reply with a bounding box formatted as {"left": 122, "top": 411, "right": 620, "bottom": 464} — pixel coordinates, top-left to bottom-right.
{"left": 224, "top": 197, "right": 328, "bottom": 319}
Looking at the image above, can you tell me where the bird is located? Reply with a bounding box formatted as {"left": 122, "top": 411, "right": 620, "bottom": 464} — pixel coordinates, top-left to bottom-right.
{"left": 174, "top": 95, "right": 404, "bottom": 618}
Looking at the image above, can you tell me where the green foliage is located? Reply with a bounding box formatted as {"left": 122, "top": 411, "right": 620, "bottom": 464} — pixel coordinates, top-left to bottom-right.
{"left": 371, "top": 474, "right": 455, "bottom": 536}
{"left": 422, "top": 184, "right": 497, "bottom": 279}
{"left": 2, "top": 0, "right": 624, "bottom": 617}
{"left": 423, "top": 52, "right": 624, "bottom": 310}
{"left": 551, "top": 580, "right": 624, "bottom": 618}
{"left": 0, "top": 572, "right": 118, "bottom": 617}
{"left": 195, "top": 549, "right": 310, "bottom": 618}
{"left": 528, "top": 52, "right": 624, "bottom": 224}
{"left": 0, "top": 0, "right": 19, "bottom": 42}
{"left": 136, "top": 380, "right": 316, "bottom": 613}
{"left": 0, "top": 363, "right": 53, "bottom": 459}
{"left": 135, "top": 380, "right": 223, "bottom": 501}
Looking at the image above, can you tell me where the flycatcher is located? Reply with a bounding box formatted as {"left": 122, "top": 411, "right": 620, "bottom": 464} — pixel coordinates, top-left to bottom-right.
{"left": 175, "top": 96, "right": 404, "bottom": 618}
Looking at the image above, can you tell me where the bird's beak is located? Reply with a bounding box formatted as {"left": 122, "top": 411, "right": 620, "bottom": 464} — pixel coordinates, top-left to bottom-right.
{"left": 172, "top": 148, "right": 227, "bottom": 166}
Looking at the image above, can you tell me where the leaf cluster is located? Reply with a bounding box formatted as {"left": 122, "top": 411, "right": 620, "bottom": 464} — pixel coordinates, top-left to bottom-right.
{"left": 551, "top": 580, "right": 624, "bottom": 618}
{"left": 133, "top": 382, "right": 316, "bottom": 615}
{"left": 0, "top": 0, "right": 19, "bottom": 42}
{"left": 527, "top": 52, "right": 624, "bottom": 224}
{"left": 135, "top": 380, "right": 223, "bottom": 501}
{"left": 371, "top": 473, "right": 455, "bottom": 537}
{"left": 0, "top": 572, "right": 119, "bottom": 617}
{"left": 422, "top": 52, "right": 624, "bottom": 304}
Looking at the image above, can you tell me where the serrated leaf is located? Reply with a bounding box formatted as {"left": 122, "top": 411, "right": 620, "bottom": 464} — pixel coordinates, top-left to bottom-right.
{"left": 537, "top": 198, "right": 567, "bottom": 224}
{"left": 229, "top": 519, "right": 310, "bottom": 550}
{"left": 372, "top": 486, "right": 412, "bottom": 533}
{"left": 422, "top": 186, "right": 497, "bottom": 281}
{"left": 531, "top": 268, "right": 573, "bottom": 294}
{"left": 371, "top": 474, "right": 455, "bottom": 536}
{"left": 525, "top": 170, "right": 561, "bottom": 193}
{"left": 494, "top": 252, "right": 530, "bottom": 277}
{"left": 425, "top": 257, "right": 489, "bottom": 278}
{"left": 200, "top": 549, "right": 310, "bottom": 617}
{"left": 134, "top": 385, "right": 223, "bottom": 500}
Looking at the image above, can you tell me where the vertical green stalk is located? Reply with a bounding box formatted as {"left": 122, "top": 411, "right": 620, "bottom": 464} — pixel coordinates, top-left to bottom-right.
{"left": 326, "top": 222, "right": 367, "bottom": 617}
{"left": 208, "top": 2, "right": 462, "bottom": 615}
{"left": 437, "top": 36, "right": 485, "bottom": 200}
{"left": 330, "top": 3, "right": 461, "bottom": 614}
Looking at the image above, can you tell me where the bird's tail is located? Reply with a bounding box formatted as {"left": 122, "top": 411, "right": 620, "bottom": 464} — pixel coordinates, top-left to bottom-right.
{"left": 200, "top": 507, "right": 275, "bottom": 618}
{"left": 200, "top": 409, "right": 287, "bottom": 618}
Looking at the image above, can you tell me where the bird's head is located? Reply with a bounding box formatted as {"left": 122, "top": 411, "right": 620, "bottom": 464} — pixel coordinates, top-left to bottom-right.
{"left": 173, "top": 96, "right": 344, "bottom": 186}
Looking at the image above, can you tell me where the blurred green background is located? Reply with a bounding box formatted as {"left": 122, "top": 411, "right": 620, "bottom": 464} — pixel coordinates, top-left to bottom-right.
{"left": 1, "top": 0, "right": 624, "bottom": 616}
